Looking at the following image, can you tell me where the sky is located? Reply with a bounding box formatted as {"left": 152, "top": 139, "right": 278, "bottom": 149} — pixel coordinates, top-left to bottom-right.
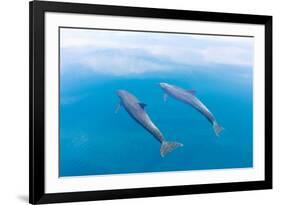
{"left": 60, "top": 28, "right": 254, "bottom": 76}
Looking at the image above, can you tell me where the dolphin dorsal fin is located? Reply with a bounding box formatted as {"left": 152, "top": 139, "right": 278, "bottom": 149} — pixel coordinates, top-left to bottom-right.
{"left": 138, "top": 102, "right": 147, "bottom": 109}
{"left": 186, "top": 90, "right": 196, "bottom": 95}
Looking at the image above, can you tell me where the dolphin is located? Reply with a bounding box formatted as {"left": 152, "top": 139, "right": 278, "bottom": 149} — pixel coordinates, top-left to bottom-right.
{"left": 160, "top": 83, "right": 223, "bottom": 136}
{"left": 116, "top": 89, "right": 183, "bottom": 157}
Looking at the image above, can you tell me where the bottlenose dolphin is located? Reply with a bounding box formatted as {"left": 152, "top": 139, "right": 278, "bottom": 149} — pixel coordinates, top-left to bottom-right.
{"left": 160, "top": 83, "right": 223, "bottom": 136}
{"left": 116, "top": 89, "right": 183, "bottom": 157}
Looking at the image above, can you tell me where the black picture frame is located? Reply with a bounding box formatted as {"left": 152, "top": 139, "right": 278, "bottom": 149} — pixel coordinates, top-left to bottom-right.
{"left": 29, "top": 0, "right": 272, "bottom": 204}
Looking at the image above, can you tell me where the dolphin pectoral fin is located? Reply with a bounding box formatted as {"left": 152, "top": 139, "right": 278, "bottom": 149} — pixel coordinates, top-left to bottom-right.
{"left": 138, "top": 103, "right": 147, "bottom": 109}
{"left": 160, "top": 141, "right": 183, "bottom": 157}
{"left": 186, "top": 90, "right": 196, "bottom": 95}
{"left": 115, "top": 103, "right": 121, "bottom": 113}
{"left": 163, "top": 93, "right": 168, "bottom": 102}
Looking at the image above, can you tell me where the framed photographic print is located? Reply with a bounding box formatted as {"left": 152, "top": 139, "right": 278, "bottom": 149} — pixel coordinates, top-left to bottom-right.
{"left": 29, "top": 0, "right": 272, "bottom": 204}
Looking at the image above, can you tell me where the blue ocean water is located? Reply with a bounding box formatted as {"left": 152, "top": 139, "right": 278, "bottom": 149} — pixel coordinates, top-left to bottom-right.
{"left": 59, "top": 63, "right": 253, "bottom": 177}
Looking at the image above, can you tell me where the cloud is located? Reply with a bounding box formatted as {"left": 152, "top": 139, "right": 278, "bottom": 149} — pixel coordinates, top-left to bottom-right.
{"left": 200, "top": 46, "right": 253, "bottom": 66}
{"left": 82, "top": 49, "right": 171, "bottom": 75}
{"left": 60, "top": 28, "right": 254, "bottom": 76}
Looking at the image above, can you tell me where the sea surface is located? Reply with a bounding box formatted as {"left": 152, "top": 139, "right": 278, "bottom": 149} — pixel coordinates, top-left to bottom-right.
{"left": 59, "top": 64, "right": 253, "bottom": 177}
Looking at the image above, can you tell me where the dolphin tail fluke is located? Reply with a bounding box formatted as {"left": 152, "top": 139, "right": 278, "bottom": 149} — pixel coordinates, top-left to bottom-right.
{"left": 213, "top": 121, "right": 223, "bottom": 136}
{"left": 160, "top": 141, "right": 183, "bottom": 157}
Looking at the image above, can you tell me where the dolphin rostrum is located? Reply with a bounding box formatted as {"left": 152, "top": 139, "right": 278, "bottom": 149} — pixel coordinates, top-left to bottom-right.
{"left": 160, "top": 83, "right": 223, "bottom": 136}
{"left": 116, "top": 89, "right": 183, "bottom": 157}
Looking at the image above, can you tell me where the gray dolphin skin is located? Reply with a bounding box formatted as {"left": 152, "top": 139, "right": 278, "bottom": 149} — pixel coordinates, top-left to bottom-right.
{"left": 160, "top": 83, "right": 223, "bottom": 136}
{"left": 116, "top": 89, "right": 183, "bottom": 157}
